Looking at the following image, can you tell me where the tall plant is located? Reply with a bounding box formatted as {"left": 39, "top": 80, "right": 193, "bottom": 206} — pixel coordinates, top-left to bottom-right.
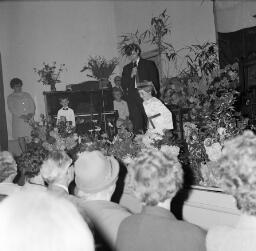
{"left": 81, "top": 56, "right": 119, "bottom": 80}
{"left": 181, "top": 42, "right": 219, "bottom": 78}
{"left": 118, "top": 9, "right": 177, "bottom": 78}
{"left": 118, "top": 29, "right": 146, "bottom": 56}
{"left": 143, "top": 9, "right": 177, "bottom": 62}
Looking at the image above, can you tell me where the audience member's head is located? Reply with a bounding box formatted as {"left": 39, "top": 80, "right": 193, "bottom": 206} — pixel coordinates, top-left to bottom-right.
{"left": 0, "top": 189, "right": 94, "bottom": 251}
{"left": 74, "top": 151, "right": 119, "bottom": 201}
{"left": 112, "top": 87, "right": 123, "bottom": 102}
{"left": 40, "top": 150, "right": 73, "bottom": 188}
{"left": 0, "top": 151, "right": 17, "bottom": 183}
{"left": 114, "top": 76, "right": 122, "bottom": 88}
{"left": 126, "top": 149, "right": 183, "bottom": 206}
{"left": 217, "top": 130, "right": 256, "bottom": 215}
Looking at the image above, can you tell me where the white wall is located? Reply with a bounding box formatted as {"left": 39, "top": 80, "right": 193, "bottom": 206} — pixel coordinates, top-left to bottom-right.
{"left": 0, "top": 0, "right": 216, "bottom": 139}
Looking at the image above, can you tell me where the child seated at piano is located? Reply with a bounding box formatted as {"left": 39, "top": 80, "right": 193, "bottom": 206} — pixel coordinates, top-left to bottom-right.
{"left": 57, "top": 97, "right": 76, "bottom": 127}
{"left": 137, "top": 81, "right": 173, "bottom": 135}
{"left": 112, "top": 87, "right": 133, "bottom": 131}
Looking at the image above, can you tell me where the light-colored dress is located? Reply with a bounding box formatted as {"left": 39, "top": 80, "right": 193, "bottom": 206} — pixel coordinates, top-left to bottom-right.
{"left": 7, "top": 92, "right": 35, "bottom": 139}
{"left": 206, "top": 214, "right": 256, "bottom": 251}
{"left": 143, "top": 97, "right": 173, "bottom": 135}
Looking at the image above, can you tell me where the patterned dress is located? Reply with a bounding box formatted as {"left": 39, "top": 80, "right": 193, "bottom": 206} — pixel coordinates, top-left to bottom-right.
{"left": 7, "top": 92, "right": 35, "bottom": 139}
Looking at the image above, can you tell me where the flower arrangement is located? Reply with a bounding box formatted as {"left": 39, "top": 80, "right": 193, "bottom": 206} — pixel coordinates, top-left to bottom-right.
{"left": 81, "top": 56, "right": 119, "bottom": 81}
{"left": 78, "top": 134, "right": 110, "bottom": 156}
{"left": 108, "top": 128, "right": 141, "bottom": 162}
{"left": 42, "top": 126, "right": 78, "bottom": 152}
{"left": 29, "top": 114, "right": 54, "bottom": 143}
{"left": 28, "top": 115, "right": 78, "bottom": 152}
{"left": 34, "top": 62, "right": 66, "bottom": 91}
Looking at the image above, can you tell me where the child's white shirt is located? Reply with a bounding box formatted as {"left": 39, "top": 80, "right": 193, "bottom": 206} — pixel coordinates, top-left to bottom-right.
{"left": 143, "top": 97, "right": 173, "bottom": 135}
{"left": 57, "top": 107, "right": 76, "bottom": 127}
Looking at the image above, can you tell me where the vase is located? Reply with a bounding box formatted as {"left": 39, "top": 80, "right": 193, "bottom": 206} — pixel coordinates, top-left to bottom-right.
{"left": 99, "top": 78, "right": 111, "bottom": 89}
{"left": 50, "top": 83, "right": 56, "bottom": 91}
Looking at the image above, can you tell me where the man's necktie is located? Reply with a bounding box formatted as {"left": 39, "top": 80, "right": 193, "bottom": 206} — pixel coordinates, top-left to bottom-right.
{"left": 133, "top": 62, "right": 140, "bottom": 87}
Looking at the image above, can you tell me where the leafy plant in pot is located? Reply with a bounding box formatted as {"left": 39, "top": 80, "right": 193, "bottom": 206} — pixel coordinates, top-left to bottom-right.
{"left": 81, "top": 56, "right": 119, "bottom": 89}
{"left": 34, "top": 62, "right": 66, "bottom": 91}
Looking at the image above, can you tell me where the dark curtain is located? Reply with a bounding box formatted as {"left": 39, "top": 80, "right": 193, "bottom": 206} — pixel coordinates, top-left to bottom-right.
{"left": 218, "top": 25, "right": 256, "bottom": 68}
{"left": 0, "top": 53, "right": 8, "bottom": 150}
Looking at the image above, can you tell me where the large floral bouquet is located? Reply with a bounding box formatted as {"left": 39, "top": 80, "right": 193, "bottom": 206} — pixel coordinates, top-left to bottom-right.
{"left": 78, "top": 133, "right": 110, "bottom": 156}
{"left": 108, "top": 128, "right": 141, "bottom": 163}
{"left": 132, "top": 130, "right": 182, "bottom": 165}
{"left": 81, "top": 56, "right": 118, "bottom": 80}
{"left": 42, "top": 125, "right": 78, "bottom": 152}
{"left": 34, "top": 62, "right": 66, "bottom": 88}
{"left": 29, "top": 114, "right": 54, "bottom": 143}
{"left": 28, "top": 115, "right": 78, "bottom": 154}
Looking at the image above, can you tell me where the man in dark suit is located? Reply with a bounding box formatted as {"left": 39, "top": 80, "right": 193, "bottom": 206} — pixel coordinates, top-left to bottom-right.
{"left": 121, "top": 43, "right": 160, "bottom": 133}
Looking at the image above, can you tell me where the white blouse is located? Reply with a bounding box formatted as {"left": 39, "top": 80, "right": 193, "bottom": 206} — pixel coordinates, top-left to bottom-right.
{"left": 143, "top": 97, "right": 173, "bottom": 135}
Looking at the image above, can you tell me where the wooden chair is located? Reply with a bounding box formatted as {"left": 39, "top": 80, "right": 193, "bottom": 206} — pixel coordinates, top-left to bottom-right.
{"left": 167, "top": 105, "right": 191, "bottom": 140}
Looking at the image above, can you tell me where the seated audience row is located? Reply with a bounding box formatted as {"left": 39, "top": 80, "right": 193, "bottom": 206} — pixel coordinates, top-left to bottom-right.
{"left": 1, "top": 130, "right": 256, "bottom": 251}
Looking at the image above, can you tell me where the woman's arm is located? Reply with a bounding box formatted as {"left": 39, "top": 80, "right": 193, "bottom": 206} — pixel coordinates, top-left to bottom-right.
{"left": 7, "top": 96, "right": 21, "bottom": 116}
{"left": 26, "top": 93, "right": 36, "bottom": 115}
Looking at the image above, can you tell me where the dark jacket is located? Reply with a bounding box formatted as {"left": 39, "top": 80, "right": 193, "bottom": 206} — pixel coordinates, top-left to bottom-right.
{"left": 121, "top": 58, "right": 160, "bottom": 98}
{"left": 116, "top": 206, "right": 206, "bottom": 251}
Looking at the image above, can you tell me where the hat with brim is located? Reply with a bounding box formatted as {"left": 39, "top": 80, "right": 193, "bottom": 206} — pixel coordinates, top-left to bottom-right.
{"left": 137, "top": 81, "right": 156, "bottom": 94}
{"left": 74, "top": 151, "right": 119, "bottom": 193}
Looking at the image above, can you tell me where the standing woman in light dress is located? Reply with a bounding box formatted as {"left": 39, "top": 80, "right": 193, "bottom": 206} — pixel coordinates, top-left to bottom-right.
{"left": 7, "top": 78, "right": 35, "bottom": 153}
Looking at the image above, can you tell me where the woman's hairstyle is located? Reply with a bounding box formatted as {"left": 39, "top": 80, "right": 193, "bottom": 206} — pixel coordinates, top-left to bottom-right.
{"left": 40, "top": 150, "right": 72, "bottom": 184}
{"left": 0, "top": 189, "right": 94, "bottom": 251}
{"left": 124, "top": 43, "right": 141, "bottom": 56}
{"left": 217, "top": 130, "right": 256, "bottom": 215}
{"left": 0, "top": 151, "right": 17, "bottom": 183}
{"left": 10, "top": 78, "right": 23, "bottom": 89}
{"left": 127, "top": 149, "right": 183, "bottom": 206}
